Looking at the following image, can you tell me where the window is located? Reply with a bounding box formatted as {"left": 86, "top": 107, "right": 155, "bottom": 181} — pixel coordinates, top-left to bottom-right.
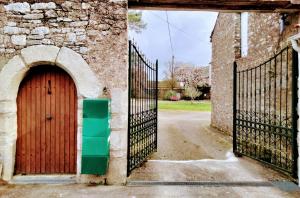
{"left": 241, "top": 12, "right": 248, "bottom": 57}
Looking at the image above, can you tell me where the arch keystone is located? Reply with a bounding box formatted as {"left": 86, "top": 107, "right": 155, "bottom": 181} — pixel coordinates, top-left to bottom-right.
{"left": 20, "top": 45, "right": 60, "bottom": 67}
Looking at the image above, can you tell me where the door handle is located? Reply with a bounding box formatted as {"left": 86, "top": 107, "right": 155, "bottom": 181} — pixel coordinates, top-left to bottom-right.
{"left": 46, "top": 114, "right": 53, "bottom": 120}
{"left": 48, "top": 80, "right": 52, "bottom": 94}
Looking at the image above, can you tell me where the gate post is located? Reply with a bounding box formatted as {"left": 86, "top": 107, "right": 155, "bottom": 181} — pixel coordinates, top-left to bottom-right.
{"left": 289, "top": 33, "right": 300, "bottom": 184}
{"left": 233, "top": 61, "right": 238, "bottom": 155}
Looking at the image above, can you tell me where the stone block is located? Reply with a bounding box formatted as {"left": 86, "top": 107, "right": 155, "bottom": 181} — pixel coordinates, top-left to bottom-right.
{"left": 0, "top": 114, "right": 17, "bottom": 135}
{"left": 79, "top": 47, "right": 88, "bottom": 54}
{"left": 21, "top": 45, "right": 59, "bottom": 67}
{"left": 45, "top": 10, "right": 57, "bottom": 18}
{"left": 70, "top": 21, "right": 88, "bottom": 27}
{"left": 0, "top": 101, "right": 17, "bottom": 114}
{"left": 66, "top": 32, "right": 76, "bottom": 43}
{"left": 111, "top": 88, "right": 127, "bottom": 114}
{"left": 82, "top": 3, "right": 90, "bottom": 10}
{"left": 6, "top": 22, "right": 16, "bottom": 27}
{"left": 0, "top": 55, "right": 27, "bottom": 101}
{"left": 4, "top": 2, "right": 30, "bottom": 14}
{"left": 23, "top": 14, "right": 44, "bottom": 20}
{"left": 56, "top": 47, "right": 102, "bottom": 98}
{"left": 110, "top": 130, "right": 127, "bottom": 158}
{"left": 106, "top": 157, "right": 127, "bottom": 185}
{"left": 4, "top": 26, "right": 30, "bottom": 35}
{"left": 28, "top": 35, "right": 44, "bottom": 40}
{"left": 26, "top": 40, "right": 43, "bottom": 46}
{"left": 31, "top": 2, "right": 56, "bottom": 10}
{"left": 31, "top": 27, "right": 50, "bottom": 35}
{"left": 11, "top": 35, "right": 26, "bottom": 46}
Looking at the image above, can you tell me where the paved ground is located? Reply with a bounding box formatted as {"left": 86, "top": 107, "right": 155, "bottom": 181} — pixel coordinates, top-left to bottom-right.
{"left": 0, "top": 110, "right": 299, "bottom": 197}
{"left": 128, "top": 110, "right": 300, "bottom": 197}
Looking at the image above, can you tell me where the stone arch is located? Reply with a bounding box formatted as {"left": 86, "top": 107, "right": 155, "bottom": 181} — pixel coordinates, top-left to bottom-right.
{"left": 0, "top": 45, "right": 102, "bottom": 181}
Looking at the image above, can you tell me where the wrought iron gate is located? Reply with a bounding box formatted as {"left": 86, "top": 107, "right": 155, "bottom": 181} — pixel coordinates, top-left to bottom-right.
{"left": 233, "top": 46, "right": 298, "bottom": 178}
{"left": 127, "top": 41, "right": 158, "bottom": 175}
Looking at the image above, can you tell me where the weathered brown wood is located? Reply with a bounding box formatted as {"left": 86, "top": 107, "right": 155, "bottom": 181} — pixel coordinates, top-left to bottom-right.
{"left": 128, "top": 0, "right": 300, "bottom": 11}
{"left": 15, "top": 66, "right": 77, "bottom": 175}
{"left": 40, "top": 71, "right": 46, "bottom": 173}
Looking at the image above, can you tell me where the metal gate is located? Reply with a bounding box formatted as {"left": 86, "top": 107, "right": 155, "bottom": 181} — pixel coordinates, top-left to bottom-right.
{"left": 233, "top": 46, "right": 298, "bottom": 178}
{"left": 127, "top": 41, "right": 158, "bottom": 175}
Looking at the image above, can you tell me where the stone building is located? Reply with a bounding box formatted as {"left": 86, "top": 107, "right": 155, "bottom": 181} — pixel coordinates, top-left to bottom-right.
{"left": 0, "top": 1, "right": 128, "bottom": 184}
{"left": 210, "top": 12, "right": 299, "bottom": 134}
{"left": 0, "top": 0, "right": 300, "bottom": 185}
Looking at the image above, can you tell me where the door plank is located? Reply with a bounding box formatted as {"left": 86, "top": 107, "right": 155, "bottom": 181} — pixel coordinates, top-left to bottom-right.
{"left": 30, "top": 72, "right": 36, "bottom": 173}
{"left": 50, "top": 71, "right": 56, "bottom": 173}
{"left": 36, "top": 74, "right": 41, "bottom": 173}
{"left": 40, "top": 71, "right": 46, "bottom": 173}
{"left": 64, "top": 75, "right": 70, "bottom": 173}
{"left": 26, "top": 77, "right": 31, "bottom": 173}
{"left": 45, "top": 72, "right": 51, "bottom": 173}
{"left": 55, "top": 72, "right": 60, "bottom": 172}
{"left": 69, "top": 79, "right": 75, "bottom": 173}
{"left": 59, "top": 72, "right": 65, "bottom": 173}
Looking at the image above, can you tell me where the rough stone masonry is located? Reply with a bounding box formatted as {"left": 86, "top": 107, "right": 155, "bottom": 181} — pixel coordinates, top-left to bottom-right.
{"left": 0, "top": 0, "right": 128, "bottom": 184}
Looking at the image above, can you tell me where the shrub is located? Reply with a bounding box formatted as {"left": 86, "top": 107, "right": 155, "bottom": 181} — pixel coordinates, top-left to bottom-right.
{"left": 184, "top": 86, "right": 201, "bottom": 101}
{"left": 164, "top": 90, "right": 180, "bottom": 100}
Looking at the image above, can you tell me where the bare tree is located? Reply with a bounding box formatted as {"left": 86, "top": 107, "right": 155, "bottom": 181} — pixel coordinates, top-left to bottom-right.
{"left": 163, "top": 56, "right": 178, "bottom": 90}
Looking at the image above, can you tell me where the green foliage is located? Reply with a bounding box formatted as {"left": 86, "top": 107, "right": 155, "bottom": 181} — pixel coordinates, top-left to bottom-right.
{"left": 128, "top": 11, "right": 147, "bottom": 33}
{"left": 158, "top": 100, "right": 211, "bottom": 112}
{"left": 164, "top": 90, "right": 177, "bottom": 100}
{"left": 184, "top": 86, "right": 201, "bottom": 101}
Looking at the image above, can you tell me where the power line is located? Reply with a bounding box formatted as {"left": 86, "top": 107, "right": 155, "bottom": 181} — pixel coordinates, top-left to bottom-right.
{"left": 150, "top": 12, "right": 205, "bottom": 43}
{"left": 165, "top": 11, "right": 174, "bottom": 57}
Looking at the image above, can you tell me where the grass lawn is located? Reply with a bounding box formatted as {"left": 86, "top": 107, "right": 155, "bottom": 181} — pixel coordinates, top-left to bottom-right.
{"left": 158, "top": 100, "right": 211, "bottom": 112}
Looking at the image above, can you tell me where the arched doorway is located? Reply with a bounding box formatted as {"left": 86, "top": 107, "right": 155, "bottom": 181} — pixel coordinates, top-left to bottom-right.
{"left": 15, "top": 66, "right": 77, "bottom": 174}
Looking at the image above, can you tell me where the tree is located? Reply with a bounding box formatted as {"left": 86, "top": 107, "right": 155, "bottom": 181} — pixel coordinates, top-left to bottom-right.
{"left": 174, "top": 65, "right": 210, "bottom": 88}
{"left": 128, "top": 11, "right": 147, "bottom": 33}
{"left": 163, "top": 56, "right": 178, "bottom": 90}
{"left": 184, "top": 86, "right": 201, "bottom": 102}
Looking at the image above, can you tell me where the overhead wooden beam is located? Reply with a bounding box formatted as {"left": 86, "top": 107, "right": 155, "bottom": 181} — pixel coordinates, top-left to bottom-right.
{"left": 128, "top": 0, "right": 300, "bottom": 12}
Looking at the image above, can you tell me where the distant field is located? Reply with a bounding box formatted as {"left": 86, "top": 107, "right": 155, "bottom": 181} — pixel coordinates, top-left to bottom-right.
{"left": 158, "top": 100, "right": 211, "bottom": 112}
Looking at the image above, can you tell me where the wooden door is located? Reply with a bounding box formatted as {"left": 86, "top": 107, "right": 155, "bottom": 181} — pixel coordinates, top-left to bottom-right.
{"left": 15, "top": 66, "right": 77, "bottom": 174}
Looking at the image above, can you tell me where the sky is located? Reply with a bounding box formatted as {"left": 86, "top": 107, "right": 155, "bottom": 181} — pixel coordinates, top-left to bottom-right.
{"left": 129, "top": 11, "right": 218, "bottom": 79}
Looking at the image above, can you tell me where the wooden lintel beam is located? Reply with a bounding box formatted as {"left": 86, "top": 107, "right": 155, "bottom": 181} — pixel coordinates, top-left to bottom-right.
{"left": 128, "top": 0, "right": 300, "bottom": 12}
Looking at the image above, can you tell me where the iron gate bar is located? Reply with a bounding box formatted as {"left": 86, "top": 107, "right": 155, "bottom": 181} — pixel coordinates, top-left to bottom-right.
{"left": 233, "top": 46, "right": 298, "bottom": 178}
{"left": 127, "top": 40, "right": 158, "bottom": 176}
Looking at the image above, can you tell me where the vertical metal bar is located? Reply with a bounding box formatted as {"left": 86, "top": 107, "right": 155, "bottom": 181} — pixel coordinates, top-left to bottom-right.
{"left": 280, "top": 51, "right": 283, "bottom": 167}
{"left": 155, "top": 59, "right": 158, "bottom": 151}
{"left": 291, "top": 48, "right": 298, "bottom": 178}
{"left": 273, "top": 56, "right": 276, "bottom": 164}
{"left": 246, "top": 69, "right": 248, "bottom": 154}
{"left": 233, "top": 61, "right": 237, "bottom": 154}
{"left": 250, "top": 68, "right": 253, "bottom": 156}
{"left": 254, "top": 67, "right": 257, "bottom": 157}
{"left": 259, "top": 63, "right": 262, "bottom": 159}
{"left": 286, "top": 48, "right": 289, "bottom": 169}
{"left": 264, "top": 63, "right": 267, "bottom": 157}
{"left": 238, "top": 70, "right": 241, "bottom": 153}
{"left": 127, "top": 40, "right": 132, "bottom": 176}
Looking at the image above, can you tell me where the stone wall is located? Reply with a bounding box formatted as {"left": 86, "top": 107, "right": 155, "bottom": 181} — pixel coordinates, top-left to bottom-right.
{"left": 0, "top": 0, "right": 128, "bottom": 184}
{"left": 211, "top": 12, "right": 299, "bottom": 135}
{"left": 210, "top": 13, "right": 240, "bottom": 134}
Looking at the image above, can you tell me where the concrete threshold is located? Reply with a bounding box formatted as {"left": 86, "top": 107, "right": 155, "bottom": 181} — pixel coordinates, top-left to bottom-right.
{"left": 127, "top": 180, "right": 274, "bottom": 187}
{"left": 10, "top": 175, "right": 77, "bottom": 184}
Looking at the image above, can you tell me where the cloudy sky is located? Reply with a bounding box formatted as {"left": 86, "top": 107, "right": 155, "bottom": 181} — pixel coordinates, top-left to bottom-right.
{"left": 129, "top": 11, "right": 218, "bottom": 79}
